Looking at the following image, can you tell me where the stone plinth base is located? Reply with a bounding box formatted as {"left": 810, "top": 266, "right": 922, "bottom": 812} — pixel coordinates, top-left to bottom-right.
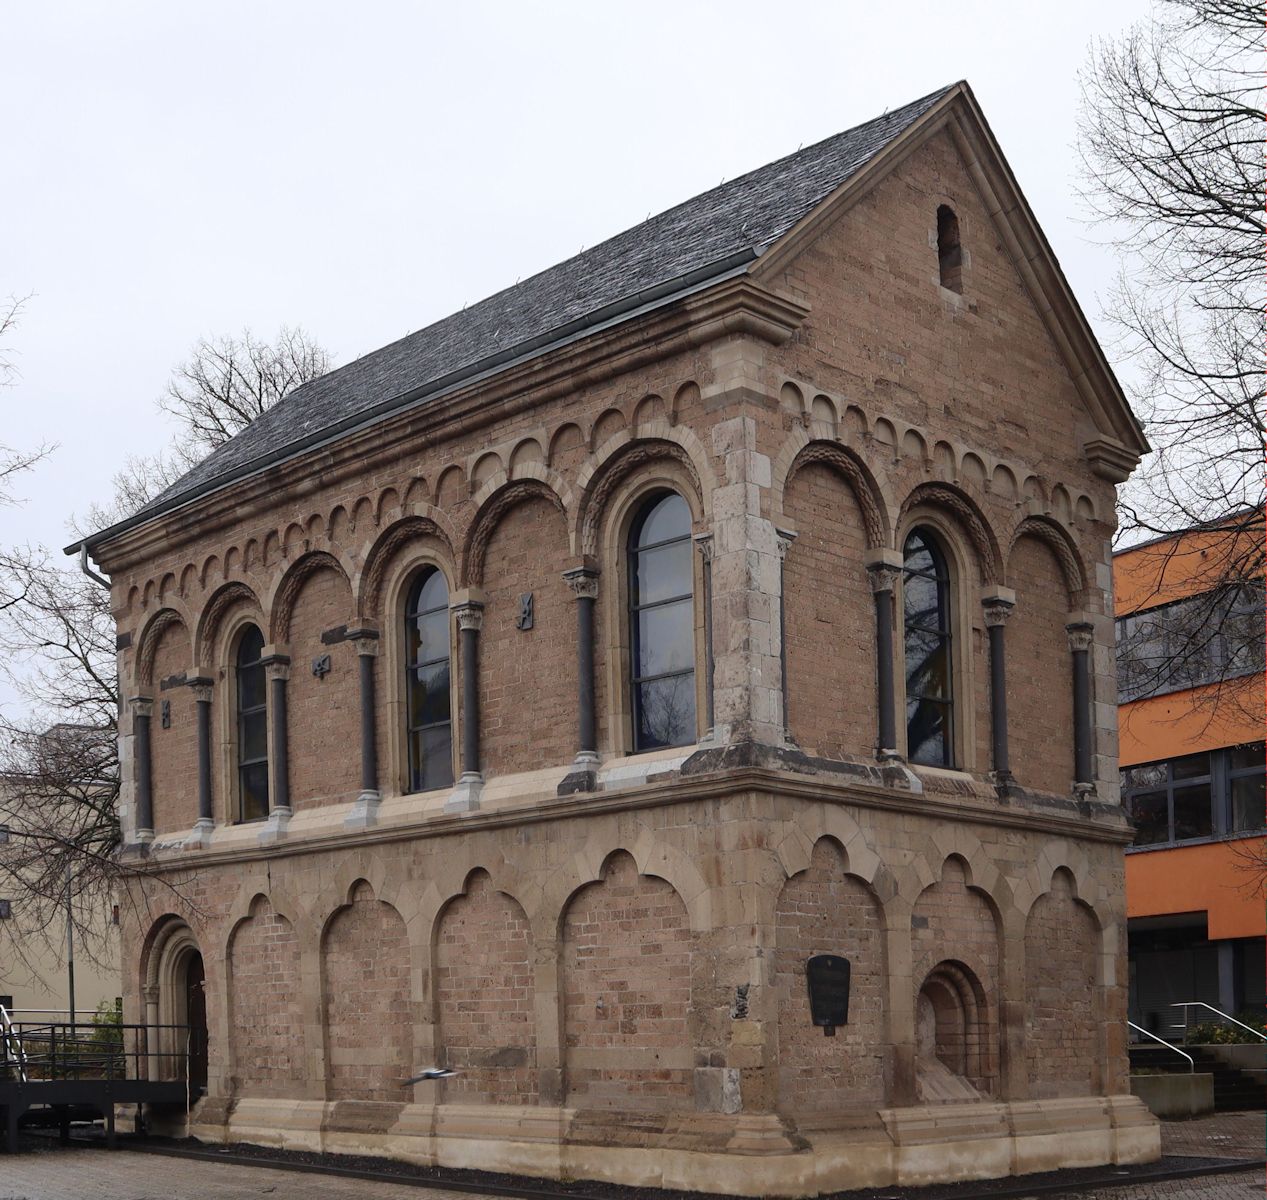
{"left": 176, "top": 1094, "right": 1159, "bottom": 1197}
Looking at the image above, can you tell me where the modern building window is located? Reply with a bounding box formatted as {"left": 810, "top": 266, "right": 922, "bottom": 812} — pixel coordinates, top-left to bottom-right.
{"left": 1116, "top": 582, "right": 1266, "bottom": 702}
{"left": 404, "top": 568, "right": 453, "bottom": 792}
{"left": 0, "top": 900, "right": 10, "bottom": 920}
{"left": 1122, "top": 741, "right": 1266, "bottom": 847}
{"left": 235, "top": 624, "right": 269, "bottom": 822}
{"left": 903, "top": 528, "right": 954, "bottom": 767}
{"left": 629, "top": 491, "right": 696, "bottom": 751}
{"left": 937, "top": 205, "right": 963, "bottom": 293}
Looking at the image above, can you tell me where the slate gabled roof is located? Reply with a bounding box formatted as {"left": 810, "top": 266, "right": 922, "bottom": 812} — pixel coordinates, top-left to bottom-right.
{"left": 90, "top": 84, "right": 956, "bottom": 545}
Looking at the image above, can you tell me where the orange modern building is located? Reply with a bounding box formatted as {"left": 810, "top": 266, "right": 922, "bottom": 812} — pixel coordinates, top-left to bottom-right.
{"left": 1115, "top": 514, "right": 1265, "bottom": 1031}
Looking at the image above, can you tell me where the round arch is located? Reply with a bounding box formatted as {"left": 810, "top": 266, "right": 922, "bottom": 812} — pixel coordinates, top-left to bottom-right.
{"left": 462, "top": 478, "right": 568, "bottom": 587}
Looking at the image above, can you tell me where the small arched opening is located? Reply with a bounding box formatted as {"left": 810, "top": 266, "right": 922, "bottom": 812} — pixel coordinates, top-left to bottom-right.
{"left": 145, "top": 921, "right": 209, "bottom": 1092}
{"left": 915, "top": 959, "right": 994, "bottom": 1102}
{"left": 936, "top": 205, "right": 963, "bottom": 293}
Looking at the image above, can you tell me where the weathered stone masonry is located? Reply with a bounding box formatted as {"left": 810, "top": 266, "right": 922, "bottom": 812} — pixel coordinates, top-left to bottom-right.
{"left": 85, "top": 83, "right": 1156, "bottom": 1195}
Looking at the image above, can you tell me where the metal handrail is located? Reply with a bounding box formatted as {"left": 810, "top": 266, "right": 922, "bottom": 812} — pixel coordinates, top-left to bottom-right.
{"left": 1129, "top": 1020, "right": 1195, "bottom": 1072}
{"left": 0, "top": 1004, "right": 29, "bottom": 1083}
{"left": 1172, "top": 1002, "right": 1267, "bottom": 1042}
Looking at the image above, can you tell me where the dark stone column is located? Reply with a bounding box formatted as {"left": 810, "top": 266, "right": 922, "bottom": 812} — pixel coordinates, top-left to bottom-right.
{"left": 186, "top": 677, "right": 214, "bottom": 843}
{"left": 694, "top": 534, "right": 716, "bottom": 739}
{"left": 559, "top": 566, "right": 600, "bottom": 797}
{"left": 1067, "top": 621, "right": 1095, "bottom": 794}
{"left": 775, "top": 530, "right": 795, "bottom": 744}
{"left": 262, "top": 656, "right": 291, "bottom": 815}
{"left": 982, "top": 593, "right": 1015, "bottom": 786}
{"left": 345, "top": 630, "right": 381, "bottom": 830}
{"left": 130, "top": 697, "right": 154, "bottom": 843}
{"left": 865, "top": 551, "right": 903, "bottom": 760}
{"left": 449, "top": 601, "right": 484, "bottom": 813}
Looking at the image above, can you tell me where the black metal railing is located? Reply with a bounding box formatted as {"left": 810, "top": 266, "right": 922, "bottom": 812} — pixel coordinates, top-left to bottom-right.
{"left": 0, "top": 1018, "right": 190, "bottom": 1084}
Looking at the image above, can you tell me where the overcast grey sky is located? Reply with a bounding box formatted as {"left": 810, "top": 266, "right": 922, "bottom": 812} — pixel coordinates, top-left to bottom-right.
{"left": 1, "top": 0, "right": 1151, "bottom": 562}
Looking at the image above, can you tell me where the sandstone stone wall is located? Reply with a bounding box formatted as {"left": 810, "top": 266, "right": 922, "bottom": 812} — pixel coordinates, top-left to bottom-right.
{"left": 148, "top": 618, "right": 196, "bottom": 836}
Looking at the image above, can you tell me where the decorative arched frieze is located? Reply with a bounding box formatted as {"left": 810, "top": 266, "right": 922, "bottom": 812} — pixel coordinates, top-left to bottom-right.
{"left": 356, "top": 511, "right": 457, "bottom": 619}
{"left": 1006, "top": 515, "right": 1089, "bottom": 607}
{"left": 462, "top": 478, "right": 568, "bottom": 587}
{"left": 899, "top": 482, "right": 1003, "bottom": 584}
{"left": 267, "top": 550, "right": 354, "bottom": 643}
{"left": 771, "top": 808, "right": 883, "bottom": 888}
{"left": 775, "top": 437, "right": 890, "bottom": 549}
{"left": 194, "top": 581, "right": 264, "bottom": 665}
{"left": 574, "top": 433, "right": 710, "bottom": 558}
{"left": 134, "top": 607, "right": 190, "bottom": 689}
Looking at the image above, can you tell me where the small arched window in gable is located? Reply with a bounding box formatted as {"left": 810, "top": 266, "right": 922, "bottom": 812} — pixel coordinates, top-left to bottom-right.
{"left": 628, "top": 491, "right": 696, "bottom": 752}
{"left": 937, "top": 205, "right": 963, "bottom": 294}
{"left": 235, "top": 623, "right": 269, "bottom": 821}
{"left": 903, "top": 529, "right": 954, "bottom": 767}
{"left": 404, "top": 567, "right": 453, "bottom": 792}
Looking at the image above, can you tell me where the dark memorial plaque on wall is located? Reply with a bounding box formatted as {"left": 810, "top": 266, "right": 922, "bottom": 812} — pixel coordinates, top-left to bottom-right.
{"left": 806, "top": 954, "right": 851, "bottom": 1036}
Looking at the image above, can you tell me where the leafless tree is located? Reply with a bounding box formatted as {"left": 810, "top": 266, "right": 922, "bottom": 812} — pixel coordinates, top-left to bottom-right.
{"left": 159, "top": 326, "right": 330, "bottom": 460}
{"left": 1079, "top": 1, "right": 1265, "bottom": 711}
{"left": 0, "top": 328, "right": 330, "bottom": 978}
{"left": 0, "top": 294, "right": 51, "bottom": 519}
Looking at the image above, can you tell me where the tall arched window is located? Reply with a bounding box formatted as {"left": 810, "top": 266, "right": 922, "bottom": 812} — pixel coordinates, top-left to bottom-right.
{"left": 903, "top": 529, "right": 954, "bottom": 767}
{"left": 405, "top": 568, "right": 453, "bottom": 792}
{"left": 236, "top": 624, "right": 269, "bottom": 821}
{"left": 628, "top": 491, "right": 695, "bottom": 751}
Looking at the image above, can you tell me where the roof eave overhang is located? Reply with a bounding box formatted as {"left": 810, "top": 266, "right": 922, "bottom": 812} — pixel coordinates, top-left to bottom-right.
{"left": 77, "top": 269, "right": 809, "bottom": 574}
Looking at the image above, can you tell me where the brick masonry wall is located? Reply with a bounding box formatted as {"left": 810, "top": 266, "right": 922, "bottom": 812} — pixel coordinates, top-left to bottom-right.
{"left": 150, "top": 619, "right": 197, "bottom": 836}
{"left": 286, "top": 567, "right": 359, "bottom": 809}
{"left": 562, "top": 852, "right": 693, "bottom": 1110}
{"left": 774, "top": 838, "right": 886, "bottom": 1111}
{"left": 322, "top": 882, "right": 411, "bottom": 1101}
{"left": 478, "top": 496, "right": 577, "bottom": 777}
{"left": 782, "top": 464, "right": 876, "bottom": 759}
{"left": 228, "top": 901, "right": 306, "bottom": 1096}
{"left": 435, "top": 872, "right": 537, "bottom": 1103}
{"left": 1024, "top": 872, "right": 1099, "bottom": 1097}
{"left": 1007, "top": 535, "right": 1075, "bottom": 794}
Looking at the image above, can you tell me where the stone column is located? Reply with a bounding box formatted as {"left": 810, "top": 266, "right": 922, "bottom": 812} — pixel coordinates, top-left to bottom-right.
{"left": 865, "top": 550, "right": 903, "bottom": 761}
{"left": 186, "top": 677, "right": 214, "bottom": 846}
{"left": 448, "top": 597, "right": 484, "bottom": 813}
{"left": 981, "top": 588, "right": 1016, "bottom": 785}
{"left": 142, "top": 984, "right": 160, "bottom": 1080}
{"left": 774, "top": 529, "right": 795, "bottom": 744}
{"left": 560, "top": 564, "right": 600, "bottom": 796}
{"left": 694, "top": 533, "right": 716, "bottom": 740}
{"left": 1067, "top": 621, "right": 1095, "bottom": 794}
{"left": 259, "top": 654, "right": 291, "bottom": 845}
{"left": 129, "top": 697, "right": 155, "bottom": 844}
{"left": 345, "top": 629, "right": 381, "bottom": 830}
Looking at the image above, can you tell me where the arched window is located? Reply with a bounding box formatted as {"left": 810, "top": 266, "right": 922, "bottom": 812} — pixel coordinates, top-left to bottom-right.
{"left": 903, "top": 529, "right": 954, "bottom": 767}
{"left": 937, "top": 204, "right": 962, "bottom": 294}
{"left": 236, "top": 624, "right": 269, "bottom": 821}
{"left": 628, "top": 491, "right": 696, "bottom": 751}
{"left": 404, "top": 568, "right": 453, "bottom": 792}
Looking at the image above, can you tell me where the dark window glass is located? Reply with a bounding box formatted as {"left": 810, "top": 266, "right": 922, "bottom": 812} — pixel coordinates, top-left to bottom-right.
{"left": 1230, "top": 742, "right": 1264, "bottom": 772}
{"left": 236, "top": 624, "right": 269, "bottom": 822}
{"left": 1172, "top": 752, "right": 1210, "bottom": 782}
{"left": 1173, "top": 783, "right": 1213, "bottom": 841}
{"left": 1231, "top": 774, "right": 1266, "bottom": 832}
{"left": 629, "top": 492, "right": 695, "bottom": 751}
{"left": 903, "top": 529, "right": 953, "bottom": 766}
{"left": 405, "top": 568, "right": 453, "bottom": 793}
{"left": 1130, "top": 792, "right": 1169, "bottom": 845}
{"left": 0, "top": 900, "right": 10, "bottom": 920}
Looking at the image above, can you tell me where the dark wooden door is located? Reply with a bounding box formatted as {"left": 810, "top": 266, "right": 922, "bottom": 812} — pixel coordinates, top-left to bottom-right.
{"left": 185, "top": 952, "right": 208, "bottom": 1092}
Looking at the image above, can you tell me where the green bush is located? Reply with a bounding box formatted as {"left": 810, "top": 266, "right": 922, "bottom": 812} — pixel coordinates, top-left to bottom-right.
{"left": 1184, "top": 1012, "right": 1267, "bottom": 1045}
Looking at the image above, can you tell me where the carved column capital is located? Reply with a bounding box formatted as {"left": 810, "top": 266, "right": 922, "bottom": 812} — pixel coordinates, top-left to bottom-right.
{"left": 562, "top": 566, "right": 600, "bottom": 601}
{"left": 694, "top": 532, "right": 716, "bottom": 564}
{"left": 262, "top": 655, "right": 292, "bottom": 682}
{"left": 187, "top": 679, "right": 214, "bottom": 705}
{"left": 982, "top": 600, "right": 1014, "bottom": 628}
{"left": 351, "top": 636, "right": 380, "bottom": 658}
{"left": 867, "top": 564, "right": 901, "bottom": 595}
{"left": 453, "top": 602, "right": 484, "bottom": 633}
{"left": 1065, "top": 621, "right": 1094, "bottom": 653}
{"left": 128, "top": 696, "right": 154, "bottom": 719}
{"left": 773, "top": 528, "right": 796, "bottom": 562}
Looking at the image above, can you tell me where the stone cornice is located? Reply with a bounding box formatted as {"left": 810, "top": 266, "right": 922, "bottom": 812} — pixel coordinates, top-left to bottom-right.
{"left": 88, "top": 277, "right": 808, "bottom": 575}
{"left": 122, "top": 761, "right": 1132, "bottom": 875}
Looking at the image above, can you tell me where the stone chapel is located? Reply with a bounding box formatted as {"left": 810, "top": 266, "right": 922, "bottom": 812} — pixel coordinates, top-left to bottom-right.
{"left": 73, "top": 82, "right": 1158, "bottom": 1193}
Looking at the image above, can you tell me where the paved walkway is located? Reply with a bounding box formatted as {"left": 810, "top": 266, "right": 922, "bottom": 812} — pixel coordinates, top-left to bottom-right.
{"left": 1160, "top": 1109, "right": 1265, "bottom": 1160}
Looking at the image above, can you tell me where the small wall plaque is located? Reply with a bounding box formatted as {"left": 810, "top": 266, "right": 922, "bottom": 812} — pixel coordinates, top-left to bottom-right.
{"left": 806, "top": 953, "right": 851, "bottom": 1036}
{"left": 160, "top": 699, "right": 171, "bottom": 729}
{"left": 516, "top": 593, "right": 534, "bottom": 631}
{"left": 312, "top": 654, "right": 332, "bottom": 679}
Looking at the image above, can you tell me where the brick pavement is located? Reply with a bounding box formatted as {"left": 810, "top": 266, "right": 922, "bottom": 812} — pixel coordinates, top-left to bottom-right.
{"left": 1159, "top": 1110, "right": 1265, "bottom": 1161}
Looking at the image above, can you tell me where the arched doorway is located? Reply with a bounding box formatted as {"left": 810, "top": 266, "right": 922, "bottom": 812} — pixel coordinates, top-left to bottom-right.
{"left": 915, "top": 960, "right": 995, "bottom": 1103}
{"left": 145, "top": 921, "right": 209, "bottom": 1091}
